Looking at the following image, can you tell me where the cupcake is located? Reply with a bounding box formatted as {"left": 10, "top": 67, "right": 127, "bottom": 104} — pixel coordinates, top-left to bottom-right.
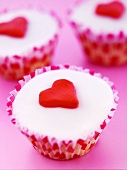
{"left": 68, "top": 0, "right": 127, "bottom": 65}
{"left": 7, "top": 65, "right": 118, "bottom": 160}
{"left": 0, "top": 8, "right": 60, "bottom": 80}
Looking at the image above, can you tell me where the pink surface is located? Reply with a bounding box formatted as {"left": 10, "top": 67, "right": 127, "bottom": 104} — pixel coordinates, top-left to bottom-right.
{"left": 0, "top": 0, "right": 127, "bottom": 169}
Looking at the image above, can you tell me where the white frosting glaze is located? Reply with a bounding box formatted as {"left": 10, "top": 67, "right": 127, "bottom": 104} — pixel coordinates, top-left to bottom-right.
{"left": 70, "top": 0, "right": 127, "bottom": 35}
{"left": 0, "top": 9, "right": 58, "bottom": 56}
{"left": 13, "top": 69, "right": 114, "bottom": 141}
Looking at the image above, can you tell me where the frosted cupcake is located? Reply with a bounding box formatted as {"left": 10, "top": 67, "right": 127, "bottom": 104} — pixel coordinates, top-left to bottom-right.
{"left": 69, "top": 0, "right": 127, "bottom": 65}
{"left": 7, "top": 65, "right": 118, "bottom": 160}
{"left": 0, "top": 8, "right": 60, "bottom": 80}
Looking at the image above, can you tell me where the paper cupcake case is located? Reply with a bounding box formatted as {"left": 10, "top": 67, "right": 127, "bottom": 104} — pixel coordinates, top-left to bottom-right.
{"left": 75, "top": 27, "right": 127, "bottom": 66}
{"left": 0, "top": 36, "right": 58, "bottom": 80}
{"left": 68, "top": 1, "right": 127, "bottom": 66}
{"left": 0, "top": 8, "right": 61, "bottom": 80}
{"left": 7, "top": 65, "right": 119, "bottom": 160}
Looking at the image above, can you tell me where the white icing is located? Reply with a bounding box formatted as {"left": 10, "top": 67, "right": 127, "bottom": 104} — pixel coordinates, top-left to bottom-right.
{"left": 13, "top": 69, "right": 114, "bottom": 141}
{"left": 70, "top": 0, "right": 127, "bottom": 35}
{"left": 0, "top": 9, "right": 58, "bottom": 56}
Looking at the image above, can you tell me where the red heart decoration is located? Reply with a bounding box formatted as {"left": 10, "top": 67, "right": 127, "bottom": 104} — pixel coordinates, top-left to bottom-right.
{"left": 95, "top": 1, "right": 125, "bottom": 18}
{"left": 39, "top": 79, "right": 79, "bottom": 109}
{"left": 0, "top": 17, "right": 28, "bottom": 38}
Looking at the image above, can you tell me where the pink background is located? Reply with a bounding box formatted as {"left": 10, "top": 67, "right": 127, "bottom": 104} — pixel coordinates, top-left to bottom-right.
{"left": 0, "top": 0, "right": 127, "bottom": 169}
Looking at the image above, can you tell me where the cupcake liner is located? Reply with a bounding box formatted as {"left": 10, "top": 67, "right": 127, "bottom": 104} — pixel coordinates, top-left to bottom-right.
{"left": 77, "top": 32, "right": 127, "bottom": 65}
{"left": 22, "top": 132, "right": 99, "bottom": 160}
{"left": 0, "top": 36, "right": 58, "bottom": 80}
{"left": 7, "top": 65, "right": 119, "bottom": 160}
{"left": 68, "top": 1, "right": 127, "bottom": 66}
{"left": 0, "top": 8, "right": 61, "bottom": 80}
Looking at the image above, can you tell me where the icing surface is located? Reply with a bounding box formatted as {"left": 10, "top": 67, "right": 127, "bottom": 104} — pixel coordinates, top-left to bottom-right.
{"left": 70, "top": 0, "right": 127, "bottom": 35}
{"left": 13, "top": 69, "right": 114, "bottom": 141}
{"left": 0, "top": 9, "right": 58, "bottom": 56}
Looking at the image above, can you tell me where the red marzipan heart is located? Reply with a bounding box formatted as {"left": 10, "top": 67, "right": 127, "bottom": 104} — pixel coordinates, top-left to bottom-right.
{"left": 95, "top": 1, "right": 125, "bottom": 18}
{"left": 39, "top": 79, "right": 79, "bottom": 109}
{"left": 0, "top": 17, "right": 28, "bottom": 38}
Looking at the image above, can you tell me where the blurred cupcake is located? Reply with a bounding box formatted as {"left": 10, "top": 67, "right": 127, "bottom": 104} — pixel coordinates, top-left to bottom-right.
{"left": 68, "top": 0, "right": 127, "bottom": 65}
{"left": 7, "top": 65, "right": 118, "bottom": 160}
{"left": 0, "top": 8, "right": 60, "bottom": 80}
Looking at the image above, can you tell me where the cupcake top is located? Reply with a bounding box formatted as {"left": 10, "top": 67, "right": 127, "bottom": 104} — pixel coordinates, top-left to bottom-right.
{"left": 12, "top": 66, "right": 116, "bottom": 142}
{"left": 69, "top": 0, "right": 127, "bottom": 37}
{"left": 0, "top": 8, "right": 59, "bottom": 56}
